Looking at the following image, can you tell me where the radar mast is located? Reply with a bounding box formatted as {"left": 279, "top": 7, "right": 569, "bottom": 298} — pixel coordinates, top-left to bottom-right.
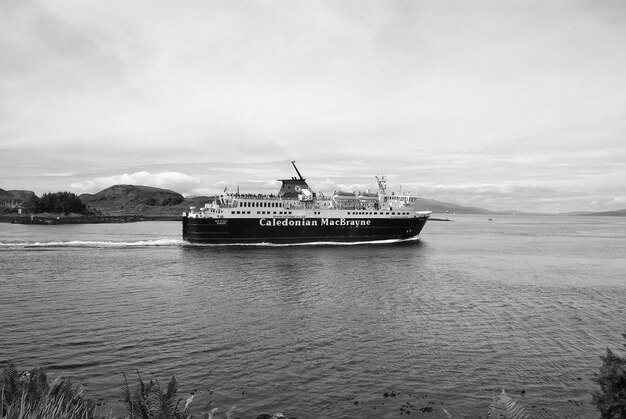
{"left": 375, "top": 175, "right": 387, "bottom": 194}
{"left": 291, "top": 160, "right": 305, "bottom": 180}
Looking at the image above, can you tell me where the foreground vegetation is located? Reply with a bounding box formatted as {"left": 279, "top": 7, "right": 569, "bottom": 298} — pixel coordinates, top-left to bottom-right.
{"left": 0, "top": 363, "right": 96, "bottom": 418}
{"left": 592, "top": 332, "right": 626, "bottom": 419}
{"left": 2, "top": 333, "right": 625, "bottom": 418}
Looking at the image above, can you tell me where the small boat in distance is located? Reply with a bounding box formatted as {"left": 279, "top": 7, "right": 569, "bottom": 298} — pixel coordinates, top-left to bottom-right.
{"left": 182, "top": 162, "right": 431, "bottom": 244}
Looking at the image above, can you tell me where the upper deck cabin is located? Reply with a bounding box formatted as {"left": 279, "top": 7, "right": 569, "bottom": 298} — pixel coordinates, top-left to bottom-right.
{"left": 276, "top": 161, "right": 315, "bottom": 199}
{"left": 277, "top": 178, "right": 312, "bottom": 199}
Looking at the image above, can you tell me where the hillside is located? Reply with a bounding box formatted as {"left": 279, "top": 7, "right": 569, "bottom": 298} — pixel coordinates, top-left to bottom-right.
{"left": 0, "top": 188, "right": 37, "bottom": 206}
{"left": 0, "top": 188, "right": 13, "bottom": 204}
{"left": 79, "top": 185, "right": 186, "bottom": 215}
{"left": 412, "top": 197, "right": 503, "bottom": 215}
{"left": 568, "top": 209, "right": 626, "bottom": 217}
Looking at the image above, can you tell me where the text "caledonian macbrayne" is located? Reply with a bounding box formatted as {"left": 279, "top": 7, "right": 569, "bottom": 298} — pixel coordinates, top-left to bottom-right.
{"left": 259, "top": 218, "right": 371, "bottom": 227}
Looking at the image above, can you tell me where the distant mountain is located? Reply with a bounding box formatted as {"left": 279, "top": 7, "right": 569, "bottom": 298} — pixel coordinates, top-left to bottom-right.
{"left": 8, "top": 190, "right": 38, "bottom": 202}
{"left": 412, "top": 197, "right": 506, "bottom": 215}
{"left": 79, "top": 185, "right": 186, "bottom": 215}
{"left": 0, "top": 188, "right": 37, "bottom": 205}
{"left": 565, "top": 209, "right": 626, "bottom": 217}
{"left": 77, "top": 184, "right": 222, "bottom": 216}
{"left": 0, "top": 188, "right": 13, "bottom": 204}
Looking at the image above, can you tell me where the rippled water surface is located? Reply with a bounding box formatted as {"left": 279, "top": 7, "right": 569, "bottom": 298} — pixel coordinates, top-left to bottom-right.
{"left": 1, "top": 215, "right": 625, "bottom": 418}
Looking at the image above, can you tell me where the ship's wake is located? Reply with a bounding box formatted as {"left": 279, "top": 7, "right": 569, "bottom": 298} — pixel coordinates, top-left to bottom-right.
{"left": 1, "top": 237, "right": 421, "bottom": 249}
{"left": 0, "top": 239, "right": 185, "bottom": 249}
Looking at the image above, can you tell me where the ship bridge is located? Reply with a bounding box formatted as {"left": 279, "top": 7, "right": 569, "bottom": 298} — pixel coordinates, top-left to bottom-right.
{"left": 277, "top": 161, "right": 314, "bottom": 199}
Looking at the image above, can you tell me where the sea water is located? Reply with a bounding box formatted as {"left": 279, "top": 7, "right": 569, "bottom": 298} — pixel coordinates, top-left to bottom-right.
{"left": 1, "top": 215, "right": 625, "bottom": 418}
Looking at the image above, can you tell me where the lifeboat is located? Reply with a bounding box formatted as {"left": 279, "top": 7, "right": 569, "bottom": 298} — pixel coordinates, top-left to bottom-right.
{"left": 333, "top": 191, "right": 357, "bottom": 201}
{"left": 358, "top": 192, "right": 379, "bottom": 202}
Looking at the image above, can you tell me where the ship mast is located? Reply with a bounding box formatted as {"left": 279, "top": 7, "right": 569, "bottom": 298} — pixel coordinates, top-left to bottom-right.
{"left": 291, "top": 160, "right": 305, "bottom": 180}
{"left": 375, "top": 175, "right": 387, "bottom": 194}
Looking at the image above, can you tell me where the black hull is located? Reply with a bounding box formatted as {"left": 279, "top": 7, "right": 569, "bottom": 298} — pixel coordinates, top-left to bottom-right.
{"left": 182, "top": 216, "right": 429, "bottom": 244}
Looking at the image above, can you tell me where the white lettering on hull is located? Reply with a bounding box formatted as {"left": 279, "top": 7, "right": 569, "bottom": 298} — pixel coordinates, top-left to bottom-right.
{"left": 321, "top": 218, "right": 371, "bottom": 226}
{"left": 259, "top": 218, "right": 371, "bottom": 227}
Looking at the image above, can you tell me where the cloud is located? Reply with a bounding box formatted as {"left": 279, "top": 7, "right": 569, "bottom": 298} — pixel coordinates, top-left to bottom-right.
{"left": 70, "top": 171, "right": 201, "bottom": 195}
{"left": 2, "top": 0, "right": 626, "bottom": 212}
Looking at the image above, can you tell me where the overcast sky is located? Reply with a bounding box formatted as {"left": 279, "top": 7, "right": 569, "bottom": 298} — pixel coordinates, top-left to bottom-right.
{"left": 1, "top": 0, "right": 625, "bottom": 213}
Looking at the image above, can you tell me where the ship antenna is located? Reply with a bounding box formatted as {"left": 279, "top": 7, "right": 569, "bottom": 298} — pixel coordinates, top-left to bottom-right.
{"left": 291, "top": 160, "right": 305, "bottom": 180}
{"left": 375, "top": 175, "right": 387, "bottom": 194}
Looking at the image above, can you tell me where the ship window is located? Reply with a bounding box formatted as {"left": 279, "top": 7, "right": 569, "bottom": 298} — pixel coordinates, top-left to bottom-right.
{"left": 273, "top": 211, "right": 276, "bottom": 214}
{"left": 347, "top": 212, "right": 351, "bottom": 215}
{"left": 257, "top": 211, "right": 260, "bottom": 214}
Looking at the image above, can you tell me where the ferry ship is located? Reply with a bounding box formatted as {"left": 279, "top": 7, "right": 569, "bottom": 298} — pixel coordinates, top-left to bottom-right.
{"left": 182, "top": 162, "right": 431, "bottom": 244}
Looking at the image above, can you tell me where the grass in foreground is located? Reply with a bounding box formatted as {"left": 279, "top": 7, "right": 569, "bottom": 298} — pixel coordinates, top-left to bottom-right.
{"left": 0, "top": 362, "right": 96, "bottom": 418}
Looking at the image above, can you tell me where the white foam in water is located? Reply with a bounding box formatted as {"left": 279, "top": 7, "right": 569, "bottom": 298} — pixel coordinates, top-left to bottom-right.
{"left": 1, "top": 237, "right": 419, "bottom": 249}
{"left": 0, "top": 239, "right": 185, "bottom": 248}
